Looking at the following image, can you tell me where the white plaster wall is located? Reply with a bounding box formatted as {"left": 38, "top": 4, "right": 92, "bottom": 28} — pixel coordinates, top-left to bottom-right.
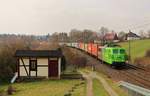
{"left": 19, "top": 58, "right": 48, "bottom": 77}
{"left": 37, "top": 58, "right": 48, "bottom": 65}
{"left": 19, "top": 58, "right": 60, "bottom": 77}
{"left": 19, "top": 58, "right": 29, "bottom": 65}
{"left": 37, "top": 58, "right": 48, "bottom": 77}
{"left": 37, "top": 67, "right": 48, "bottom": 77}
{"left": 20, "top": 66, "right": 29, "bottom": 76}
{"left": 19, "top": 58, "right": 29, "bottom": 76}
{"left": 30, "top": 71, "right": 36, "bottom": 76}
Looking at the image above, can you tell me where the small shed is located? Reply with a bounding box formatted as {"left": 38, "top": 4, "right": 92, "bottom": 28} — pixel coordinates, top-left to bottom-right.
{"left": 15, "top": 49, "right": 64, "bottom": 79}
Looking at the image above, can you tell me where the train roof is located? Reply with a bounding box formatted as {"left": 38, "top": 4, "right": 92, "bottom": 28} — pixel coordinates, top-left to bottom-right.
{"left": 103, "top": 47, "right": 125, "bottom": 49}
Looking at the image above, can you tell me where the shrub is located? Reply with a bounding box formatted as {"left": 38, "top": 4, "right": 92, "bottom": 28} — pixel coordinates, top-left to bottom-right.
{"left": 134, "top": 49, "right": 150, "bottom": 69}
{"left": 145, "top": 50, "right": 150, "bottom": 57}
{"left": 0, "top": 39, "right": 29, "bottom": 82}
{"left": 7, "top": 85, "right": 16, "bottom": 95}
{"left": 134, "top": 57, "right": 150, "bottom": 68}
{"left": 73, "top": 57, "right": 87, "bottom": 68}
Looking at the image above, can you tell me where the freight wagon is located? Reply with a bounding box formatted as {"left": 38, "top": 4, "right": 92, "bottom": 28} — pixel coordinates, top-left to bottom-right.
{"left": 79, "top": 43, "right": 85, "bottom": 51}
{"left": 91, "top": 44, "right": 98, "bottom": 57}
{"left": 87, "top": 43, "right": 92, "bottom": 54}
{"left": 84, "top": 44, "right": 88, "bottom": 52}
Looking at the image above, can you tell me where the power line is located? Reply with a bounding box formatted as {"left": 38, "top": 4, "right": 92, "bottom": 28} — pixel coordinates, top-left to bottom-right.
{"left": 124, "top": 22, "right": 150, "bottom": 31}
{"left": 115, "top": 19, "right": 150, "bottom": 32}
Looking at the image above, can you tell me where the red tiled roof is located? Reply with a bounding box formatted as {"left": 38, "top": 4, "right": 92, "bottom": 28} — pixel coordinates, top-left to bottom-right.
{"left": 104, "top": 32, "right": 118, "bottom": 40}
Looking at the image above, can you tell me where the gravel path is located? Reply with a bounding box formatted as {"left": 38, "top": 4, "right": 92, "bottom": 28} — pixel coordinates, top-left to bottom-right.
{"left": 80, "top": 72, "right": 93, "bottom": 96}
{"left": 81, "top": 71, "right": 119, "bottom": 96}
{"left": 91, "top": 72, "right": 119, "bottom": 96}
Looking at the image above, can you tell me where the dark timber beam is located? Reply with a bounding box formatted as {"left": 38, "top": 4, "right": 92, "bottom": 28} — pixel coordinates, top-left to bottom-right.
{"left": 21, "top": 58, "right": 29, "bottom": 76}
{"left": 36, "top": 69, "right": 37, "bottom": 77}
{"left": 17, "top": 58, "right": 20, "bottom": 78}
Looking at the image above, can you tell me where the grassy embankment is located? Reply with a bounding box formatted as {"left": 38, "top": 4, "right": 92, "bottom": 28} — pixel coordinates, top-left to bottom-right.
{"left": 119, "top": 39, "right": 150, "bottom": 62}
{"left": 0, "top": 80, "right": 86, "bottom": 96}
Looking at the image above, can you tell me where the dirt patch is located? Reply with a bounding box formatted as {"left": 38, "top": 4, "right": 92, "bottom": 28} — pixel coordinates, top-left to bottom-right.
{"left": 145, "top": 50, "right": 150, "bottom": 57}
{"left": 134, "top": 49, "right": 150, "bottom": 69}
{"left": 134, "top": 57, "right": 150, "bottom": 68}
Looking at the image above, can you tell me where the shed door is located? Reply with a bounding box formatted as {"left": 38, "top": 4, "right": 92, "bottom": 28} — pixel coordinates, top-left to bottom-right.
{"left": 48, "top": 60, "right": 58, "bottom": 77}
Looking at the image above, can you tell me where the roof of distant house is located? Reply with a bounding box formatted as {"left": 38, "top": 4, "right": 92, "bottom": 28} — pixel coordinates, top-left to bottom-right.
{"left": 104, "top": 32, "right": 118, "bottom": 40}
{"left": 15, "top": 50, "right": 63, "bottom": 57}
{"left": 127, "top": 32, "right": 141, "bottom": 38}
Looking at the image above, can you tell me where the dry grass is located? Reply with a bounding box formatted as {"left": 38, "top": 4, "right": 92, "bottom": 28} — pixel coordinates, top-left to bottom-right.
{"left": 134, "top": 57, "right": 150, "bottom": 68}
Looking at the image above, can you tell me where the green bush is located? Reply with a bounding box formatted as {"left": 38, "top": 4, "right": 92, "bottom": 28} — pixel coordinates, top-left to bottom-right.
{"left": 145, "top": 50, "right": 150, "bottom": 57}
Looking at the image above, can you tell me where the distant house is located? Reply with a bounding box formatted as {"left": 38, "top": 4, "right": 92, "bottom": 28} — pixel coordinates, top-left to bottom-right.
{"left": 125, "top": 32, "right": 141, "bottom": 40}
{"left": 15, "top": 49, "right": 64, "bottom": 79}
{"left": 104, "top": 32, "right": 119, "bottom": 42}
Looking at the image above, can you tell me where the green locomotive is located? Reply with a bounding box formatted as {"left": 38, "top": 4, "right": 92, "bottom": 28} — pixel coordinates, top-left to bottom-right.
{"left": 101, "top": 47, "right": 127, "bottom": 67}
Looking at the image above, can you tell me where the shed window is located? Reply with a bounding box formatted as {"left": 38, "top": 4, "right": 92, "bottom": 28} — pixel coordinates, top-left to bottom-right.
{"left": 30, "top": 60, "right": 37, "bottom": 71}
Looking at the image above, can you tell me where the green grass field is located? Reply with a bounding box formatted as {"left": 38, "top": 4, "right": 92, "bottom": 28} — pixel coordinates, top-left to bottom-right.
{"left": 0, "top": 80, "right": 86, "bottom": 96}
{"left": 119, "top": 39, "right": 150, "bottom": 62}
{"left": 93, "top": 79, "right": 109, "bottom": 96}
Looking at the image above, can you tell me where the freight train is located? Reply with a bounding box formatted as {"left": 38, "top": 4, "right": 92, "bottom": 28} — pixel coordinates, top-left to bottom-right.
{"left": 65, "top": 43, "right": 127, "bottom": 67}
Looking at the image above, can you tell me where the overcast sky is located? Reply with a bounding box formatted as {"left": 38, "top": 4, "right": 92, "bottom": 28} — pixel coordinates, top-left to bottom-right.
{"left": 0, "top": 0, "right": 150, "bottom": 35}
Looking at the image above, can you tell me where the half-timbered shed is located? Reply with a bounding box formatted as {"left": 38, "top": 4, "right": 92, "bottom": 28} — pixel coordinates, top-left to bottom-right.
{"left": 15, "top": 50, "right": 64, "bottom": 79}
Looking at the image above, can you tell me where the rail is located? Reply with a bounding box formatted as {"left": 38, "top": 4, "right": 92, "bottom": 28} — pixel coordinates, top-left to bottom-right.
{"left": 118, "top": 81, "right": 150, "bottom": 96}
{"left": 126, "top": 63, "right": 145, "bottom": 70}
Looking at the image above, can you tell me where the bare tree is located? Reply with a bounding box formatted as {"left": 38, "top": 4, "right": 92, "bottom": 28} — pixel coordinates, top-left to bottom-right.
{"left": 118, "top": 31, "right": 126, "bottom": 38}
{"left": 139, "top": 30, "right": 146, "bottom": 39}
{"left": 82, "top": 29, "right": 97, "bottom": 43}
{"left": 99, "top": 26, "right": 109, "bottom": 36}
{"left": 147, "top": 30, "right": 150, "bottom": 38}
{"left": 0, "top": 37, "right": 29, "bottom": 81}
{"left": 69, "top": 29, "right": 82, "bottom": 42}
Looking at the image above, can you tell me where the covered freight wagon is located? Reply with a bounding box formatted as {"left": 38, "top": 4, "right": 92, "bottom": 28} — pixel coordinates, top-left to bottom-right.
{"left": 87, "top": 43, "right": 92, "bottom": 54}
{"left": 98, "top": 46, "right": 104, "bottom": 59}
{"left": 72, "top": 43, "right": 78, "bottom": 48}
{"left": 79, "top": 43, "right": 85, "bottom": 51}
{"left": 91, "top": 44, "right": 98, "bottom": 57}
{"left": 84, "top": 44, "right": 88, "bottom": 52}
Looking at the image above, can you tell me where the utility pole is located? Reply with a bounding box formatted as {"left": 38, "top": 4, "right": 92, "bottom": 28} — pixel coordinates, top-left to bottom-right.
{"left": 83, "top": 32, "right": 85, "bottom": 49}
{"left": 128, "top": 30, "right": 131, "bottom": 63}
{"left": 101, "top": 30, "right": 105, "bottom": 65}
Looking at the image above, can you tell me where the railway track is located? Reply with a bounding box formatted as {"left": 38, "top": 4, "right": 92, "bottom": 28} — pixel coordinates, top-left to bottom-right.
{"left": 119, "top": 70, "right": 150, "bottom": 89}
{"left": 67, "top": 47, "right": 150, "bottom": 89}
